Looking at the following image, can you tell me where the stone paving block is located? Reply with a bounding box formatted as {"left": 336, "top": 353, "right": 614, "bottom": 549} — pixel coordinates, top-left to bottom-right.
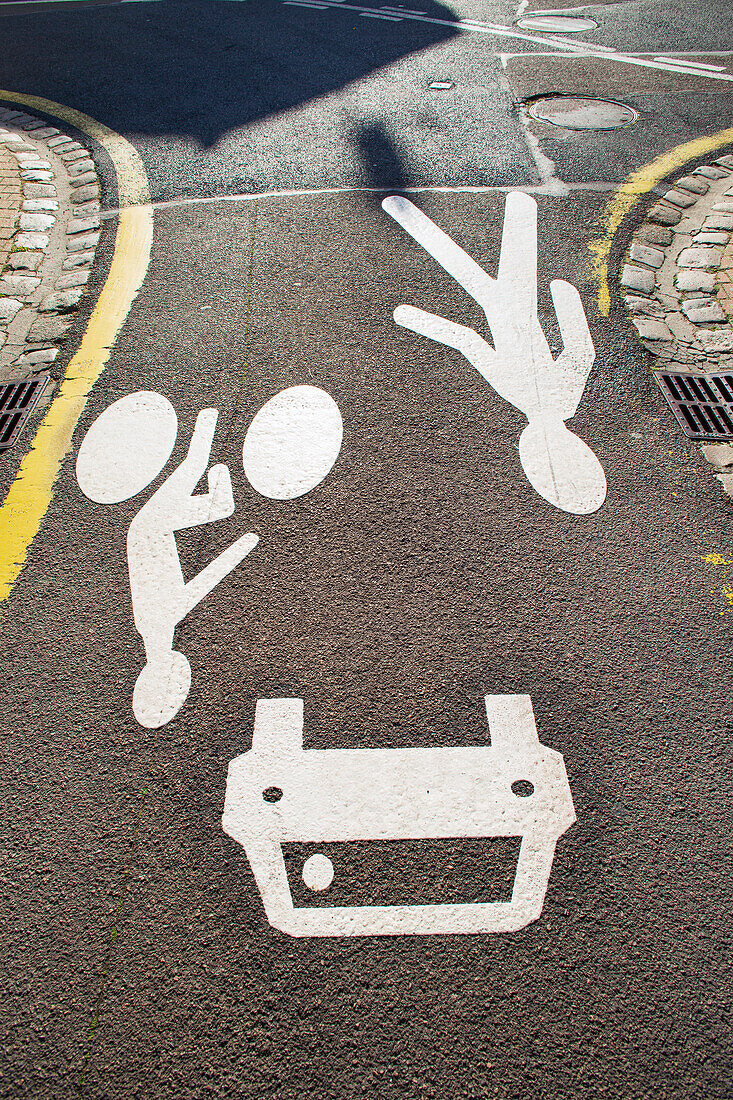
{"left": 32, "top": 128, "right": 60, "bottom": 139}
{"left": 1, "top": 138, "right": 35, "bottom": 151}
{"left": 0, "top": 298, "right": 23, "bottom": 323}
{"left": 67, "top": 232, "right": 100, "bottom": 252}
{"left": 678, "top": 246, "right": 724, "bottom": 268}
{"left": 47, "top": 135, "right": 74, "bottom": 148}
{"left": 624, "top": 295, "right": 662, "bottom": 316}
{"left": 621, "top": 264, "right": 655, "bottom": 293}
{"left": 16, "top": 159, "right": 51, "bottom": 171}
{"left": 632, "top": 317, "right": 672, "bottom": 341}
{"left": 19, "top": 211, "right": 55, "bottom": 232}
{"left": 682, "top": 300, "right": 727, "bottom": 323}
{"left": 664, "top": 188, "right": 696, "bottom": 208}
{"left": 27, "top": 316, "right": 70, "bottom": 342}
{"left": 72, "top": 201, "right": 100, "bottom": 217}
{"left": 21, "top": 170, "right": 53, "bottom": 182}
{"left": 56, "top": 270, "right": 90, "bottom": 290}
{"left": 694, "top": 232, "right": 728, "bottom": 245}
{"left": 62, "top": 251, "right": 95, "bottom": 269}
{"left": 67, "top": 215, "right": 101, "bottom": 235}
{"left": 641, "top": 339, "right": 676, "bottom": 357}
{"left": 20, "top": 347, "right": 58, "bottom": 365}
{"left": 14, "top": 231, "right": 49, "bottom": 250}
{"left": 648, "top": 203, "right": 682, "bottom": 225}
{"left": 39, "top": 289, "right": 83, "bottom": 313}
{"left": 675, "top": 270, "right": 716, "bottom": 291}
{"left": 70, "top": 185, "right": 99, "bottom": 204}
{"left": 637, "top": 224, "right": 674, "bottom": 246}
{"left": 69, "top": 171, "right": 97, "bottom": 188}
{"left": 702, "top": 443, "right": 733, "bottom": 469}
{"left": 23, "top": 183, "right": 56, "bottom": 199}
{"left": 630, "top": 240, "right": 664, "bottom": 268}
{"left": 699, "top": 330, "right": 733, "bottom": 352}
{"left": 693, "top": 166, "right": 729, "bottom": 180}
{"left": 0, "top": 273, "right": 40, "bottom": 295}
{"left": 22, "top": 199, "right": 59, "bottom": 213}
{"left": 674, "top": 175, "right": 710, "bottom": 194}
{"left": 59, "top": 149, "right": 89, "bottom": 163}
{"left": 715, "top": 155, "right": 733, "bottom": 169}
{"left": 6, "top": 251, "right": 43, "bottom": 271}
{"left": 704, "top": 214, "right": 733, "bottom": 230}
{"left": 67, "top": 158, "right": 95, "bottom": 177}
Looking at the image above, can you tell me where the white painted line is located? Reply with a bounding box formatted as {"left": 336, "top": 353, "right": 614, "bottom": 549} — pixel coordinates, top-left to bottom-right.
{"left": 359, "top": 11, "right": 402, "bottom": 19}
{"left": 277, "top": 0, "right": 733, "bottom": 82}
{"left": 653, "top": 56, "right": 725, "bottom": 71}
{"left": 383, "top": 194, "right": 607, "bottom": 515}
{"left": 516, "top": 15, "right": 598, "bottom": 33}
{"left": 98, "top": 181, "right": 621, "bottom": 223}
{"left": 222, "top": 695, "right": 576, "bottom": 936}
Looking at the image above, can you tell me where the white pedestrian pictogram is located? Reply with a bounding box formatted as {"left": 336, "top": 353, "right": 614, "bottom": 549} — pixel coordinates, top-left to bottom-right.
{"left": 222, "top": 694, "right": 575, "bottom": 937}
{"left": 383, "top": 192, "right": 607, "bottom": 515}
{"left": 76, "top": 386, "right": 343, "bottom": 729}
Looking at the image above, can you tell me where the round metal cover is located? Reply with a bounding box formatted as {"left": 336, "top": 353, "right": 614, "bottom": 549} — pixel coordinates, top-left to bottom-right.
{"left": 527, "top": 95, "right": 638, "bottom": 131}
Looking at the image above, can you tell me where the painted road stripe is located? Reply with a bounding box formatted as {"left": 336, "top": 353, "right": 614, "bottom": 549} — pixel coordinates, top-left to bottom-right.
{"left": 590, "top": 127, "right": 733, "bottom": 316}
{"left": 0, "top": 90, "right": 153, "bottom": 603}
{"left": 275, "top": 0, "right": 733, "bottom": 83}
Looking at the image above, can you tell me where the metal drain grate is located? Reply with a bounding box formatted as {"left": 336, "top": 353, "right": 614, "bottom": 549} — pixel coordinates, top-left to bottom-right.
{"left": 654, "top": 371, "right": 733, "bottom": 441}
{"left": 0, "top": 374, "right": 49, "bottom": 451}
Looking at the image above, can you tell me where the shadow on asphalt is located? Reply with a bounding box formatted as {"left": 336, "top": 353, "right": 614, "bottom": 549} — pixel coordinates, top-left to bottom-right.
{"left": 0, "top": 0, "right": 460, "bottom": 146}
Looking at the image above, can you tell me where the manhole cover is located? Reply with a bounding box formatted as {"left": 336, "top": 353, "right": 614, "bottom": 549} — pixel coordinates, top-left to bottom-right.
{"left": 655, "top": 371, "right": 733, "bottom": 440}
{"left": 0, "top": 374, "right": 49, "bottom": 451}
{"left": 516, "top": 15, "right": 598, "bottom": 32}
{"left": 527, "top": 96, "right": 638, "bottom": 131}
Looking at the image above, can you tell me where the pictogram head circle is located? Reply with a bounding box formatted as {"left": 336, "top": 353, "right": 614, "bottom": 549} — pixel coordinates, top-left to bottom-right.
{"left": 302, "top": 853, "right": 334, "bottom": 892}
{"left": 76, "top": 391, "right": 178, "bottom": 504}
{"left": 242, "top": 385, "right": 343, "bottom": 501}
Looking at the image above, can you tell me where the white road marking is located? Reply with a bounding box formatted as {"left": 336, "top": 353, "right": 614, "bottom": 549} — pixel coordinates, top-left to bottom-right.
{"left": 242, "top": 386, "right": 343, "bottom": 501}
{"left": 383, "top": 193, "right": 607, "bottom": 515}
{"left": 516, "top": 15, "right": 599, "bottom": 33}
{"left": 75, "top": 391, "right": 177, "bottom": 505}
{"left": 98, "top": 182, "right": 622, "bottom": 222}
{"left": 222, "top": 695, "right": 576, "bottom": 937}
{"left": 653, "top": 56, "right": 725, "bottom": 71}
{"left": 302, "top": 853, "right": 335, "bottom": 891}
{"left": 77, "top": 386, "right": 343, "bottom": 728}
{"left": 277, "top": 0, "right": 733, "bottom": 82}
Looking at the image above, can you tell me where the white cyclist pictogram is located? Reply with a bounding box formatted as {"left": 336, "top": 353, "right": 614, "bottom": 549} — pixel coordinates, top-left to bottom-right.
{"left": 76, "top": 386, "right": 343, "bottom": 728}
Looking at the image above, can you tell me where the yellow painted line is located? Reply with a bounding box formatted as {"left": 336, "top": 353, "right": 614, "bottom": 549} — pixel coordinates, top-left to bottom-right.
{"left": 0, "top": 91, "right": 153, "bottom": 602}
{"left": 589, "top": 127, "right": 733, "bottom": 316}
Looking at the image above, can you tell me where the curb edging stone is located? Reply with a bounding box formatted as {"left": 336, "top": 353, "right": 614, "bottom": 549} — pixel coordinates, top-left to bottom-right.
{"left": 0, "top": 106, "right": 103, "bottom": 380}
{"left": 620, "top": 152, "right": 733, "bottom": 498}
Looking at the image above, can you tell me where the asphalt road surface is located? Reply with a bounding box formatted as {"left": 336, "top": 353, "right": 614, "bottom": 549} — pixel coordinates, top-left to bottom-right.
{"left": 1, "top": 1, "right": 732, "bottom": 1098}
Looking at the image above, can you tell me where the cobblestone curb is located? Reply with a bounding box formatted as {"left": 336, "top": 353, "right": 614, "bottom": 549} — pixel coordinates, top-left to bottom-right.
{"left": 0, "top": 106, "right": 102, "bottom": 377}
{"left": 620, "top": 152, "right": 733, "bottom": 497}
{"left": 621, "top": 154, "right": 733, "bottom": 369}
